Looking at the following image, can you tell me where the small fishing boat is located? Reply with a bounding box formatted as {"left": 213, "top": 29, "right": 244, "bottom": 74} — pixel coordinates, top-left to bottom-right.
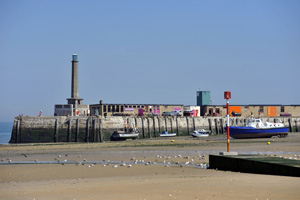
{"left": 111, "top": 126, "right": 139, "bottom": 141}
{"left": 159, "top": 131, "right": 176, "bottom": 137}
{"left": 229, "top": 117, "right": 289, "bottom": 139}
{"left": 191, "top": 129, "right": 210, "bottom": 137}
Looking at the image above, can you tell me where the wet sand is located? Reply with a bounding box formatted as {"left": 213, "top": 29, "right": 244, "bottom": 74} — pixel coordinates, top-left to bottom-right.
{"left": 1, "top": 133, "right": 300, "bottom": 200}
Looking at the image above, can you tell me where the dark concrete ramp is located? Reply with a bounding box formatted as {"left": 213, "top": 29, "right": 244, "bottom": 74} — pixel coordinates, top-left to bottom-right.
{"left": 209, "top": 154, "right": 300, "bottom": 177}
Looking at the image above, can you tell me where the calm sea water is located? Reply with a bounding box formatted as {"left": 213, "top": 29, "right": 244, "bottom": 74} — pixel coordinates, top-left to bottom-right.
{"left": 0, "top": 122, "right": 13, "bottom": 144}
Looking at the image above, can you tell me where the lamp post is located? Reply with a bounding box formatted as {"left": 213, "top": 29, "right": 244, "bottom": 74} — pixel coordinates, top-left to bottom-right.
{"left": 224, "top": 91, "right": 231, "bottom": 152}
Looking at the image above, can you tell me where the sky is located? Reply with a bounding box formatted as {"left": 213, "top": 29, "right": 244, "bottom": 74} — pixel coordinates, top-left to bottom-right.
{"left": 0, "top": 0, "right": 299, "bottom": 122}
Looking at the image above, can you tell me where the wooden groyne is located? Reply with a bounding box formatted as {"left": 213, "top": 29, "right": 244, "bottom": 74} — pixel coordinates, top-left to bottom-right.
{"left": 9, "top": 116, "right": 300, "bottom": 143}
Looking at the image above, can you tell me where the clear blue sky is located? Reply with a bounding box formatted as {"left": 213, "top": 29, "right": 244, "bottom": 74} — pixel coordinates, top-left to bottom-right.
{"left": 1, "top": 0, "right": 299, "bottom": 122}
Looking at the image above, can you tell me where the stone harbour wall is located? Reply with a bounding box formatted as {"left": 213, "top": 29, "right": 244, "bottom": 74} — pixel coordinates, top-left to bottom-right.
{"left": 9, "top": 115, "right": 300, "bottom": 143}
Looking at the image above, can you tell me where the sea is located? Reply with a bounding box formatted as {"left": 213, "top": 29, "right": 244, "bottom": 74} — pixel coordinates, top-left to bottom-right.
{"left": 0, "top": 122, "right": 13, "bottom": 144}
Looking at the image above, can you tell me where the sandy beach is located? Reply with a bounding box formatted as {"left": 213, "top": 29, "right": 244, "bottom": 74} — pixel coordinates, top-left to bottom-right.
{"left": 1, "top": 133, "right": 300, "bottom": 200}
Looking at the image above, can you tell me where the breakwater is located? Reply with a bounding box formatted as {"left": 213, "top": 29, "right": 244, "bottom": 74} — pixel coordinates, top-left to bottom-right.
{"left": 9, "top": 116, "right": 300, "bottom": 143}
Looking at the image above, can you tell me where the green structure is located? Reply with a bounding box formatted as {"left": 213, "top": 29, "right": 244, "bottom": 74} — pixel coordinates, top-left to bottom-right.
{"left": 197, "top": 91, "right": 211, "bottom": 106}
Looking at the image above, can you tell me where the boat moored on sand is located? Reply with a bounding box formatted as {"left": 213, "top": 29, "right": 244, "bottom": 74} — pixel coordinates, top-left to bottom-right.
{"left": 229, "top": 117, "right": 289, "bottom": 139}
{"left": 191, "top": 129, "right": 211, "bottom": 137}
{"left": 159, "top": 131, "right": 177, "bottom": 137}
{"left": 111, "top": 125, "right": 139, "bottom": 141}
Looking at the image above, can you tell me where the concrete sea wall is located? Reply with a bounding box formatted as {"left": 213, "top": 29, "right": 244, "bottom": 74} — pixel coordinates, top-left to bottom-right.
{"left": 9, "top": 116, "right": 300, "bottom": 143}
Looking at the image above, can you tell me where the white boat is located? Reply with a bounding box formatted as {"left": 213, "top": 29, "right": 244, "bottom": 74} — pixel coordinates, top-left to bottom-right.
{"left": 191, "top": 129, "right": 210, "bottom": 137}
{"left": 111, "top": 126, "right": 139, "bottom": 141}
{"left": 159, "top": 131, "right": 176, "bottom": 137}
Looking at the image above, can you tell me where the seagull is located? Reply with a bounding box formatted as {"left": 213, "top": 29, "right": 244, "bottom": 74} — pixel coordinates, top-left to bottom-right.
{"left": 127, "top": 164, "right": 132, "bottom": 168}
{"left": 21, "top": 153, "right": 27, "bottom": 158}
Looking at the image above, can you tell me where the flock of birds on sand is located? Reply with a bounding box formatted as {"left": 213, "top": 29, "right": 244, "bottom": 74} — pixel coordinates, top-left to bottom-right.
{"left": 1, "top": 153, "right": 210, "bottom": 169}
{"left": 1, "top": 153, "right": 300, "bottom": 169}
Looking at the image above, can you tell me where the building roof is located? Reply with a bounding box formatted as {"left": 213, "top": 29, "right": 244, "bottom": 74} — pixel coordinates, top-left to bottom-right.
{"left": 90, "top": 103, "right": 184, "bottom": 106}
{"left": 202, "top": 104, "right": 300, "bottom": 107}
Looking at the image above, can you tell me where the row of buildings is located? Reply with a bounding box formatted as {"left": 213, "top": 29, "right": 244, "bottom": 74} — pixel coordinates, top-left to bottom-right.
{"left": 54, "top": 55, "right": 300, "bottom": 118}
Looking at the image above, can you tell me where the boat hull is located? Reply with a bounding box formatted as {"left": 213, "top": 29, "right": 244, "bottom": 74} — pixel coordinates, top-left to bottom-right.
{"left": 160, "top": 133, "right": 176, "bottom": 137}
{"left": 111, "top": 132, "right": 139, "bottom": 140}
{"left": 191, "top": 133, "right": 209, "bottom": 137}
{"left": 229, "top": 126, "right": 289, "bottom": 139}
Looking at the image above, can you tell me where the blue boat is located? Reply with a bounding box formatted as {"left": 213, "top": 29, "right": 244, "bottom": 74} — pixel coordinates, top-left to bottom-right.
{"left": 228, "top": 117, "right": 289, "bottom": 139}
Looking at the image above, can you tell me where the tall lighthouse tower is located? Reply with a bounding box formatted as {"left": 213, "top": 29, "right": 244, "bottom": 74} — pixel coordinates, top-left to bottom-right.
{"left": 67, "top": 54, "right": 83, "bottom": 105}
{"left": 54, "top": 54, "right": 89, "bottom": 116}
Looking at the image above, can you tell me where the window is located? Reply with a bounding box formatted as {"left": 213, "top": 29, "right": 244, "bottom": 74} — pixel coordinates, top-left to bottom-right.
{"left": 216, "top": 108, "right": 220, "bottom": 114}
{"left": 281, "top": 106, "right": 285, "bottom": 112}
{"left": 259, "top": 106, "right": 264, "bottom": 113}
{"left": 112, "top": 106, "right": 115, "bottom": 112}
{"left": 108, "top": 105, "right": 111, "bottom": 112}
{"left": 121, "top": 106, "right": 124, "bottom": 112}
{"left": 209, "top": 108, "right": 213, "bottom": 115}
{"left": 103, "top": 105, "right": 106, "bottom": 112}
{"left": 116, "top": 105, "right": 119, "bottom": 112}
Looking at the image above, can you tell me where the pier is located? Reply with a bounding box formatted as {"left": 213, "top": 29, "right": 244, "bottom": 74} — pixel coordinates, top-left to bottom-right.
{"left": 9, "top": 115, "right": 300, "bottom": 143}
